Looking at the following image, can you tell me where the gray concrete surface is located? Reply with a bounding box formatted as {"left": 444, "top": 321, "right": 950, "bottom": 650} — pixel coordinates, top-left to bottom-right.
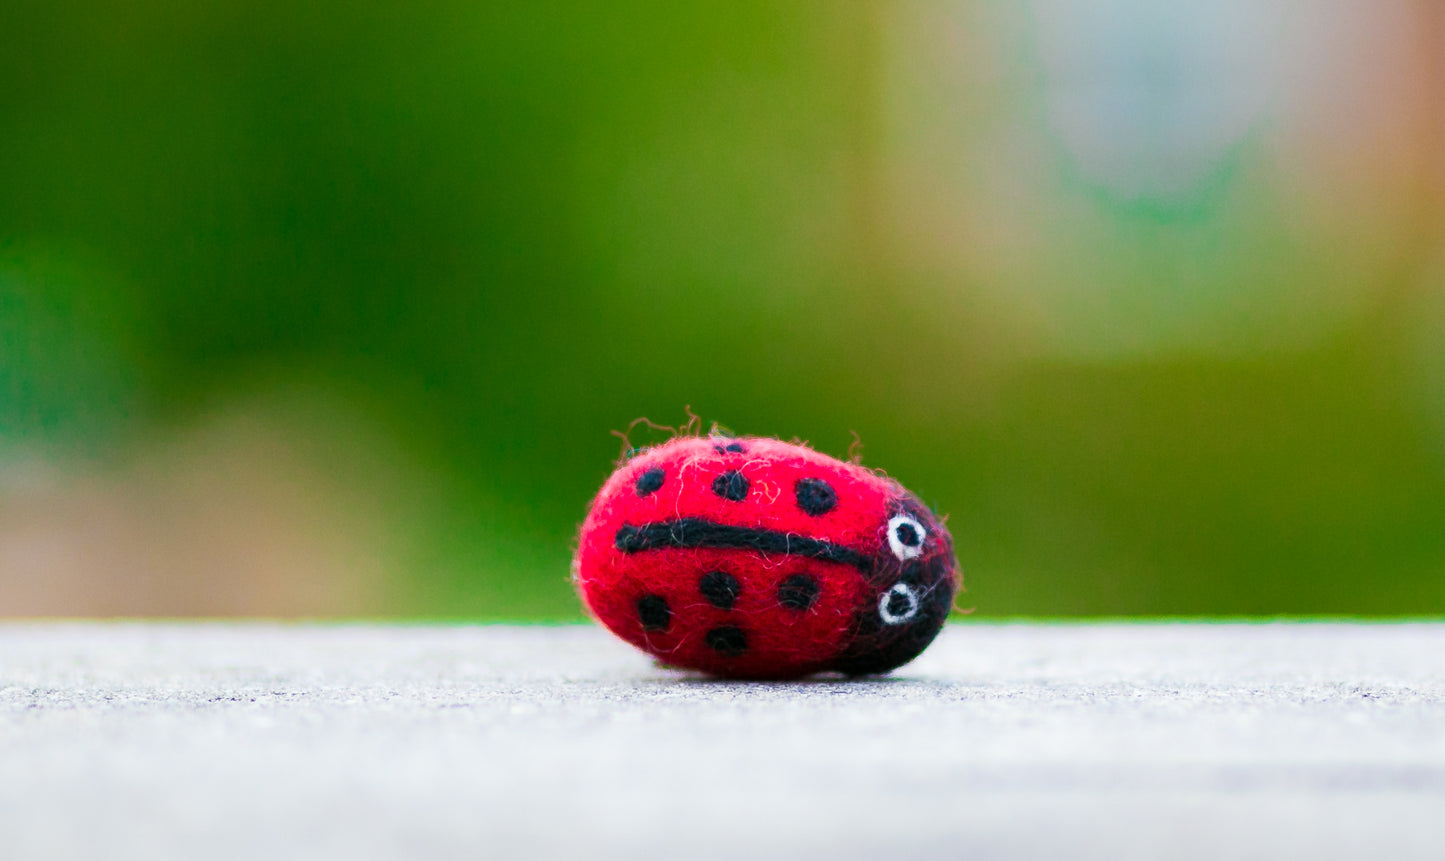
{"left": 2, "top": 622, "right": 1444, "bottom": 860}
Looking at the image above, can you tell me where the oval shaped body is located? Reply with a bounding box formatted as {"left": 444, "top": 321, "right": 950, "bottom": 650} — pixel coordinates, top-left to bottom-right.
{"left": 573, "top": 436, "right": 960, "bottom": 679}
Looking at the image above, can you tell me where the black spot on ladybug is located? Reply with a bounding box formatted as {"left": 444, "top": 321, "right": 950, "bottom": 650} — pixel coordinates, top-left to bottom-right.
{"left": 712, "top": 471, "right": 749, "bottom": 502}
{"left": 635, "top": 467, "right": 665, "bottom": 497}
{"left": 636, "top": 595, "right": 671, "bottom": 632}
{"left": 705, "top": 626, "right": 748, "bottom": 656}
{"left": 794, "top": 478, "right": 837, "bottom": 516}
{"left": 777, "top": 574, "right": 820, "bottom": 611}
{"left": 699, "top": 570, "right": 741, "bottom": 610}
{"left": 710, "top": 436, "right": 745, "bottom": 456}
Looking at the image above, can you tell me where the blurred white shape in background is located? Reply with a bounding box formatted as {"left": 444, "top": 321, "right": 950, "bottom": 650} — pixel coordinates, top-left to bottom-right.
{"left": 1033, "top": 0, "right": 1276, "bottom": 203}
{"left": 881, "top": 0, "right": 1436, "bottom": 358}
{"left": 0, "top": 389, "right": 405, "bottom": 617}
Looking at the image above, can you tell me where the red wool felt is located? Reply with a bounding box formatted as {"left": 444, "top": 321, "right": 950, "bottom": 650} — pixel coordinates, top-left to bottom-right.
{"left": 573, "top": 436, "right": 961, "bottom": 679}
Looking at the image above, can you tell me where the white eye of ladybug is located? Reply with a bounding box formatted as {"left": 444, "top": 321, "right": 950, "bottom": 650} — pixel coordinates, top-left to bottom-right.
{"left": 886, "top": 514, "right": 927, "bottom": 561}
{"left": 878, "top": 582, "right": 920, "bottom": 626}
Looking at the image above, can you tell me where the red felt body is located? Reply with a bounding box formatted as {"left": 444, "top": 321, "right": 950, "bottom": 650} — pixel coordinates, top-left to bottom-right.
{"left": 574, "top": 436, "right": 959, "bottom": 679}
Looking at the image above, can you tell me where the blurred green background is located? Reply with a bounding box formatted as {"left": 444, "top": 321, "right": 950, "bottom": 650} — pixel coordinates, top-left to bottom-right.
{"left": 2, "top": 1, "right": 1443, "bottom": 618}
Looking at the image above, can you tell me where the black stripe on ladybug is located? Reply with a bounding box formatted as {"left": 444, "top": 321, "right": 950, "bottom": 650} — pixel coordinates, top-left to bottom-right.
{"left": 615, "top": 519, "right": 870, "bottom": 571}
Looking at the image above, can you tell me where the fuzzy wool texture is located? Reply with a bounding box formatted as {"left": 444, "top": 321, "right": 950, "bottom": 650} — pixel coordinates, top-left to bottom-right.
{"left": 3, "top": 622, "right": 1445, "bottom": 861}
{"left": 573, "top": 436, "right": 960, "bottom": 678}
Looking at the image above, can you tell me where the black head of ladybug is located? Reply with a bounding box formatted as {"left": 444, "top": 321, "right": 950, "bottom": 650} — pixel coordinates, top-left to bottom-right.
{"left": 833, "top": 495, "right": 958, "bottom": 676}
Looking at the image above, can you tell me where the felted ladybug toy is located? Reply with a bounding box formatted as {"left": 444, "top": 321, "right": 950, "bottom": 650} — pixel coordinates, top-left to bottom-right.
{"left": 573, "top": 432, "right": 961, "bottom": 679}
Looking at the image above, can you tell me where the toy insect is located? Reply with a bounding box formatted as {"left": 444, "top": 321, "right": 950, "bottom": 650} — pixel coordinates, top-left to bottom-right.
{"left": 573, "top": 433, "right": 960, "bottom": 678}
